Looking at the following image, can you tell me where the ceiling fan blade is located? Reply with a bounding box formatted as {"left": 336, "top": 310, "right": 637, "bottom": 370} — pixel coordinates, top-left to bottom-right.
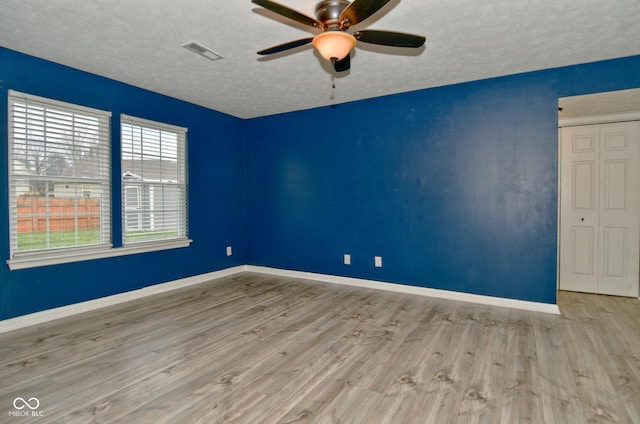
{"left": 333, "top": 54, "right": 351, "bottom": 72}
{"left": 252, "top": 0, "right": 324, "bottom": 29}
{"left": 339, "top": 0, "right": 392, "bottom": 26}
{"left": 257, "top": 37, "right": 314, "bottom": 55}
{"left": 354, "top": 30, "right": 426, "bottom": 48}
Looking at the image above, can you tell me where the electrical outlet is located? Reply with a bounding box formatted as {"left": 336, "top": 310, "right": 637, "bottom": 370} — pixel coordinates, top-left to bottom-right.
{"left": 226, "top": 246, "right": 232, "bottom": 256}
{"left": 344, "top": 254, "right": 351, "bottom": 265}
{"left": 375, "top": 256, "right": 382, "bottom": 267}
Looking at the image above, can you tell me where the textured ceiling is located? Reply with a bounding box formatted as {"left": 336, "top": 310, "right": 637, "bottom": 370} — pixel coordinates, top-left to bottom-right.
{"left": 1, "top": 0, "right": 639, "bottom": 119}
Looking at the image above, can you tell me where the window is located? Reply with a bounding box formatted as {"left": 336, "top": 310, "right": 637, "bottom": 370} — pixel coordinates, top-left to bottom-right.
{"left": 7, "top": 90, "right": 112, "bottom": 262}
{"left": 121, "top": 115, "right": 188, "bottom": 245}
{"left": 7, "top": 92, "right": 191, "bottom": 270}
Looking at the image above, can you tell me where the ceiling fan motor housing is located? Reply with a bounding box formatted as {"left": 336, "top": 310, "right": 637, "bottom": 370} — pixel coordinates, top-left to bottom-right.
{"left": 315, "top": 0, "right": 350, "bottom": 29}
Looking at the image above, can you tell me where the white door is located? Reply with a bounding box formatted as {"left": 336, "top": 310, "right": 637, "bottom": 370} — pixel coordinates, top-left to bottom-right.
{"left": 559, "top": 121, "right": 640, "bottom": 297}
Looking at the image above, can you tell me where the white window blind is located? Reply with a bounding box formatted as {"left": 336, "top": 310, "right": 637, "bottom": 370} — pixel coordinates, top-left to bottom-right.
{"left": 7, "top": 90, "right": 112, "bottom": 259}
{"left": 121, "top": 114, "right": 187, "bottom": 245}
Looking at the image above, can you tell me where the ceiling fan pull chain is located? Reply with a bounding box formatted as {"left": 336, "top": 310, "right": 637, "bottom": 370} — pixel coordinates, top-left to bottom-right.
{"left": 329, "top": 75, "right": 336, "bottom": 101}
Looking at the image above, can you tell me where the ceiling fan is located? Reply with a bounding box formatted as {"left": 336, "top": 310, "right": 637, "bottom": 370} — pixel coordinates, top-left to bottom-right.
{"left": 252, "top": 0, "right": 426, "bottom": 72}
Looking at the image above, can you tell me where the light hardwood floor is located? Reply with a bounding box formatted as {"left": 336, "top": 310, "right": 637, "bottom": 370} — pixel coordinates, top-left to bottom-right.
{"left": 1, "top": 272, "right": 639, "bottom": 423}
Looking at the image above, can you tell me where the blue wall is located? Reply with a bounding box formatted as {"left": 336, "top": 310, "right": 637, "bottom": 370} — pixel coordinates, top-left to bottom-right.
{"left": 2, "top": 46, "right": 640, "bottom": 321}
{"left": 0, "top": 48, "right": 247, "bottom": 320}
{"left": 246, "top": 55, "right": 640, "bottom": 304}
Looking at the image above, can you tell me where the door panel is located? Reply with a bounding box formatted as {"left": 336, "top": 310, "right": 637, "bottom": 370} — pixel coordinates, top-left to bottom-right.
{"left": 598, "top": 122, "right": 640, "bottom": 296}
{"left": 560, "top": 126, "right": 599, "bottom": 293}
{"left": 572, "top": 227, "right": 595, "bottom": 275}
{"left": 573, "top": 161, "right": 595, "bottom": 209}
{"left": 602, "top": 227, "right": 627, "bottom": 278}
{"left": 603, "top": 160, "right": 627, "bottom": 210}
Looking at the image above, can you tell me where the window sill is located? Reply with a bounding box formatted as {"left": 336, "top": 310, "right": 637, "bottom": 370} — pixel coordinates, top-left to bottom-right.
{"left": 6, "top": 239, "right": 193, "bottom": 270}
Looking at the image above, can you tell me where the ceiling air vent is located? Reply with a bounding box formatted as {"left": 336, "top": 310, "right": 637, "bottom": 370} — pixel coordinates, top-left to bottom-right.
{"left": 182, "top": 42, "right": 224, "bottom": 62}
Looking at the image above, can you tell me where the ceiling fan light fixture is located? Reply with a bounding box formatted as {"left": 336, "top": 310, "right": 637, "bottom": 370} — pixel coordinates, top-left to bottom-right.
{"left": 312, "top": 31, "right": 356, "bottom": 61}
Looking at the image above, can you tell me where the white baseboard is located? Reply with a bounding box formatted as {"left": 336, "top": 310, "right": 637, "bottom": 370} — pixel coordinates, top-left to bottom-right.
{"left": 245, "top": 266, "right": 561, "bottom": 315}
{"left": 1, "top": 264, "right": 560, "bottom": 334}
{"left": 0, "top": 265, "right": 246, "bottom": 334}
